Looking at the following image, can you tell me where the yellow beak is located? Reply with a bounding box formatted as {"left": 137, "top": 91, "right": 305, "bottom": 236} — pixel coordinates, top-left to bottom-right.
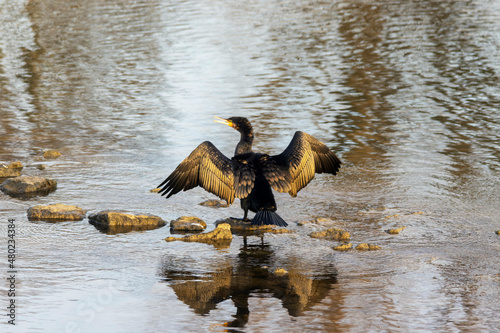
{"left": 214, "top": 116, "right": 233, "bottom": 127}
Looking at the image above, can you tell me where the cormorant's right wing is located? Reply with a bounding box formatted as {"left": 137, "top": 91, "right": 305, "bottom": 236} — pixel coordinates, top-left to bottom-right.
{"left": 267, "top": 131, "right": 341, "bottom": 197}
{"left": 157, "top": 141, "right": 236, "bottom": 204}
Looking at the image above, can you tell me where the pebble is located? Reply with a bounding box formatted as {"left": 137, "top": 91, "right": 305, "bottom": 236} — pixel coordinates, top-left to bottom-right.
{"left": 43, "top": 150, "right": 61, "bottom": 159}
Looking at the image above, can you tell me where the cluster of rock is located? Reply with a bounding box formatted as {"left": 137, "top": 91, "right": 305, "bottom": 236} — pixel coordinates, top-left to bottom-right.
{"left": 302, "top": 220, "right": 382, "bottom": 252}
{"left": 1, "top": 151, "right": 62, "bottom": 197}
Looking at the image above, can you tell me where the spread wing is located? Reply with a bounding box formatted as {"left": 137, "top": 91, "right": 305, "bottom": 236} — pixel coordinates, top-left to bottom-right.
{"left": 265, "top": 131, "right": 341, "bottom": 197}
{"left": 157, "top": 141, "right": 236, "bottom": 204}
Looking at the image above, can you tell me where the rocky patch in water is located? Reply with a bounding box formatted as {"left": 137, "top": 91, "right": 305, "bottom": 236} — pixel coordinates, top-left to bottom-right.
{"left": 28, "top": 203, "right": 86, "bottom": 221}
{"left": 88, "top": 210, "right": 166, "bottom": 234}
{"left": 0, "top": 161, "right": 23, "bottom": 178}
{"left": 0, "top": 175, "right": 57, "bottom": 197}
{"left": 165, "top": 223, "right": 233, "bottom": 248}
{"left": 170, "top": 216, "right": 207, "bottom": 232}
{"left": 308, "top": 227, "right": 351, "bottom": 241}
{"left": 198, "top": 199, "right": 229, "bottom": 208}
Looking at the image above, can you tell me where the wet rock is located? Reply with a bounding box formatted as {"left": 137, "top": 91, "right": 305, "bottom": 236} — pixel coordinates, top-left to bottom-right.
{"left": 297, "top": 217, "right": 332, "bottom": 226}
{"left": 274, "top": 268, "right": 288, "bottom": 276}
{"left": 170, "top": 216, "right": 207, "bottom": 232}
{"left": 27, "top": 203, "right": 86, "bottom": 221}
{"left": 309, "top": 227, "right": 350, "bottom": 241}
{"left": 386, "top": 226, "right": 406, "bottom": 234}
{"left": 0, "top": 161, "right": 23, "bottom": 178}
{"left": 43, "top": 149, "right": 61, "bottom": 159}
{"left": 0, "top": 175, "right": 57, "bottom": 197}
{"left": 214, "top": 218, "right": 292, "bottom": 236}
{"left": 88, "top": 211, "right": 166, "bottom": 234}
{"left": 165, "top": 223, "right": 232, "bottom": 247}
{"left": 198, "top": 199, "right": 229, "bottom": 208}
{"left": 333, "top": 243, "right": 352, "bottom": 251}
{"left": 36, "top": 164, "right": 47, "bottom": 170}
{"left": 355, "top": 243, "right": 382, "bottom": 251}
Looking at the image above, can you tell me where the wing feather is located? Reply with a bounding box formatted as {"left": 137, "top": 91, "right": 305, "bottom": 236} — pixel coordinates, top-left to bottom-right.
{"left": 267, "top": 131, "right": 341, "bottom": 197}
{"left": 157, "top": 141, "right": 235, "bottom": 204}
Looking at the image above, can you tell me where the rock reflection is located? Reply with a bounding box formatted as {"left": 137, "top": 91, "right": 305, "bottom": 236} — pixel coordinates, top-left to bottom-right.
{"left": 161, "top": 241, "right": 337, "bottom": 328}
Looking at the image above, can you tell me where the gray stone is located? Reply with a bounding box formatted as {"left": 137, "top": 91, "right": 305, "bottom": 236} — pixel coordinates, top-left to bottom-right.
{"left": 0, "top": 175, "right": 57, "bottom": 197}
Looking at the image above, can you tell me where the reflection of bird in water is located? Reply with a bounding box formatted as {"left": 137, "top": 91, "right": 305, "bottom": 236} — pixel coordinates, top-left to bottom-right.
{"left": 157, "top": 117, "right": 341, "bottom": 227}
{"left": 161, "top": 242, "right": 337, "bottom": 328}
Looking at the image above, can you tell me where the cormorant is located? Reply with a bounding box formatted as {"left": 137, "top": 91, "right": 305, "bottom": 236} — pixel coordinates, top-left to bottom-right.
{"left": 157, "top": 117, "right": 341, "bottom": 227}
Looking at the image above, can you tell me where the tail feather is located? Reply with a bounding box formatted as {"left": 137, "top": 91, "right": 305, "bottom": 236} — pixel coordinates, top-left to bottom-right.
{"left": 252, "top": 210, "right": 288, "bottom": 227}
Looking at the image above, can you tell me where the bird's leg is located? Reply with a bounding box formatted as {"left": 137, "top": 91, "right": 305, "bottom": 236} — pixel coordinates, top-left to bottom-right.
{"left": 242, "top": 209, "right": 251, "bottom": 222}
{"left": 230, "top": 208, "right": 251, "bottom": 222}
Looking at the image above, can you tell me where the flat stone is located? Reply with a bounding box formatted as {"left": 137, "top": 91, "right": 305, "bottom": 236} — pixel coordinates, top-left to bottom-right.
{"left": 0, "top": 175, "right": 57, "bottom": 197}
{"left": 27, "top": 203, "right": 86, "bottom": 221}
{"left": 170, "top": 216, "right": 207, "bottom": 231}
{"left": 309, "top": 227, "right": 350, "bottom": 241}
{"left": 43, "top": 150, "right": 61, "bottom": 159}
{"left": 198, "top": 199, "right": 229, "bottom": 208}
{"left": 0, "top": 161, "right": 23, "bottom": 178}
{"left": 88, "top": 211, "right": 166, "bottom": 228}
{"left": 165, "top": 223, "right": 232, "bottom": 247}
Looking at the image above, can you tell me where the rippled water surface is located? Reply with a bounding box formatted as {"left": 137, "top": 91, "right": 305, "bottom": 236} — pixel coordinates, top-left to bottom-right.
{"left": 1, "top": 0, "right": 500, "bottom": 332}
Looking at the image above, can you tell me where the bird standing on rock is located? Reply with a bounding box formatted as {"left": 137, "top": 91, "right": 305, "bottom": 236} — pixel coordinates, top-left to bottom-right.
{"left": 157, "top": 117, "right": 341, "bottom": 227}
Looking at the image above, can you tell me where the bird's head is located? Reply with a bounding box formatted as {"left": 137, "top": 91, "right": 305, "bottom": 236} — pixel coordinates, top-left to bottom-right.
{"left": 214, "top": 116, "right": 253, "bottom": 136}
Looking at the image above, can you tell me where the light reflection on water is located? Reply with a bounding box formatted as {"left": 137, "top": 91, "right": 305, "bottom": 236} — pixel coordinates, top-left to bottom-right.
{"left": 1, "top": 0, "right": 500, "bottom": 331}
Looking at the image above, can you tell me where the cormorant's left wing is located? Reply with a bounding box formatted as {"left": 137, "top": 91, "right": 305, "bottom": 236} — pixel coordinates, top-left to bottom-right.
{"left": 266, "top": 131, "right": 341, "bottom": 197}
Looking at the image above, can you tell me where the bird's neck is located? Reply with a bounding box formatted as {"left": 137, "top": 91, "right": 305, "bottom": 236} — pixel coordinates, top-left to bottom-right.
{"left": 235, "top": 132, "right": 253, "bottom": 155}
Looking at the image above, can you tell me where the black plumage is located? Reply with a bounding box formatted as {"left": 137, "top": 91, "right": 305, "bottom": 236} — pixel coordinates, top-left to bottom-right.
{"left": 157, "top": 117, "right": 341, "bottom": 227}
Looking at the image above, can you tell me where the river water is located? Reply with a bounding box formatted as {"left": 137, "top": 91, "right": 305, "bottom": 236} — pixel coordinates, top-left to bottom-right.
{"left": 1, "top": 0, "right": 500, "bottom": 331}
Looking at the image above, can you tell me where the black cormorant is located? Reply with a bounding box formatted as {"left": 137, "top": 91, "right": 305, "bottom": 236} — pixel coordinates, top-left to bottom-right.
{"left": 157, "top": 117, "right": 341, "bottom": 227}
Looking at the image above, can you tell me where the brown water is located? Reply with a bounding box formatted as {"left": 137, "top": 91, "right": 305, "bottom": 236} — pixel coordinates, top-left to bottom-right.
{"left": 1, "top": 0, "right": 500, "bottom": 331}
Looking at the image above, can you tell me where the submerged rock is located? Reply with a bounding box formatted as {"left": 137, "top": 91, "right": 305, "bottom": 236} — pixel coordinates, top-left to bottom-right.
{"left": 0, "top": 161, "right": 23, "bottom": 178}
{"left": 333, "top": 243, "right": 352, "bottom": 251}
{"left": 355, "top": 243, "right": 382, "bottom": 251}
{"left": 165, "top": 223, "right": 233, "bottom": 247}
{"left": 88, "top": 211, "right": 166, "bottom": 234}
{"left": 214, "top": 218, "right": 292, "bottom": 236}
{"left": 27, "top": 203, "right": 86, "bottom": 221}
{"left": 170, "top": 216, "right": 207, "bottom": 232}
{"left": 198, "top": 199, "right": 229, "bottom": 208}
{"left": 0, "top": 175, "right": 57, "bottom": 197}
{"left": 43, "top": 150, "right": 61, "bottom": 159}
{"left": 297, "top": 217, "right": 333, "bottom": 226}
{"left": 309, "top": 227, "right": 350, "bottom": 241}
{"left": 386, "top": 226, "right": 406, "bottom": 234}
